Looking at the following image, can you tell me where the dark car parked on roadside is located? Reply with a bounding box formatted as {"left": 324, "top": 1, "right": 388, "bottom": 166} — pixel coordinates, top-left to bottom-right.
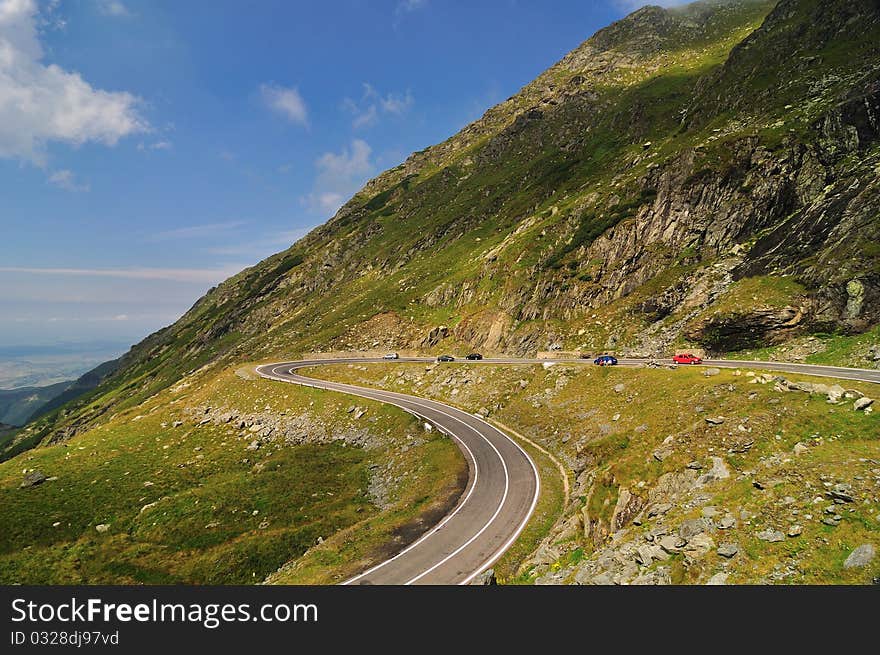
{"left": 466, "top": 353, "right": 483, "bottom": 360}
{"left": 594, "top": 355, "right": 618, "bottom": 366}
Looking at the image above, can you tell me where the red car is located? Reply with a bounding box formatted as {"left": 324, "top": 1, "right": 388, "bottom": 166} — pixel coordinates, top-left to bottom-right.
{"left": 673, "top": 353, "right": 703, "bottom": 365}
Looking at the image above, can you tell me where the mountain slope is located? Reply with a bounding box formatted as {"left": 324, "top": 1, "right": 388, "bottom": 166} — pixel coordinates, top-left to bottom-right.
{"left": 9, "top": 0, "right": 880, "bottom": 454}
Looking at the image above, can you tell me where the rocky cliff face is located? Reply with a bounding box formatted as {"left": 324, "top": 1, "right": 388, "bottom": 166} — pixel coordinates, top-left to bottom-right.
{"left": 11, "top": 0, "right": 880, "bottom": 452}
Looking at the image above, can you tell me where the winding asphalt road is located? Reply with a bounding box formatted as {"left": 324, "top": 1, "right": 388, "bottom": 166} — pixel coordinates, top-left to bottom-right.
{"left": 256, "top": 359, "right": 540, "bottom": 585}
{"left": 256, "top": 355, "right": 879, "bottom": 585}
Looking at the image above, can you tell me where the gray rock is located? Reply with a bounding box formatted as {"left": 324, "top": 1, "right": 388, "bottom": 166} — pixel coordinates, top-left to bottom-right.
{"left": 20, "top": 470, "right": 48, "bottom": 488}
{"left": 756, "top": 529, "right": 785, "bottom": 542}
{"left": 613, "top": 384, "right": 625, "bottom": 393}
{"left": 718, "top": 514, "right": 737, "bottom": 530}
{"left": 701, "top": 506, "right": 719, "bottom": 519}
{"left": 95, "top": 524, "right": 110, "bottom": 533}
{"left": 696, "top": 456, "right": 730, "bottom": 485}
{"left": 717, "top": 543, "right": 739, "bottom": 558}
{"left": 471, "top": 569, "right": 497, "bottom": 585}
{"left": 246, "top": 439, "right": 260, "bottom": 451}
{"left": 854, "top": 397, "right": 874, "bottom": 411}
{"left": 826, "top": 384, "right": 846, "bottom": 402}
{"left": 636, "top": 544, "right": 667, "bottom": 566}
{"left": 787, "top": 525, "right": 803, "bottom": 537}
{"left": 647, "top": 503, "right": 672, "bottom": 517}
{"left": 683, "top": 533, "right": 715, "bottom": 559}
{"left": 704, "top": 368, "right": 721, "bottom": 377}
{"left": 843, "top": 544, "right": 875, "bottom": 569}
{"left": 705, "top": 416, "right": 725, "bottom": 425}
{"left": 826, "top": 483, "right": 855, "bottom": 503}
{"left": 706, "top": 572, "right": 729, "bottom": 585}
{"left": 792, "top": 442, "right": 809, "bottom": 455}
{"left": 686, "top": 460, "right": 704, "bottom": 470}
{"left": 679, "top": 517, "right": 713, "bottom": 540}
{"left": 172, "top": 420, "right": 183, "bottom": 428}
{"left": 658, "top": 535, "right": 686, "bottom": 553}
{"left": 653, "top": 446, "right": 674, "bottom": 462}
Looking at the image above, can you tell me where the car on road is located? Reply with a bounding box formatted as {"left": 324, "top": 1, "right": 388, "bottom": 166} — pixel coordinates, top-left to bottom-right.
{"left": 673, "top": 353, "right": 702, "bottom": 365}
{"left": 382, "top": 352, "right": 399, "bottom": 360}
{"left": 436, "top": 355, "right": 455, "bottom": 362}
{"left": 466, "top": 353, "right": 483, "bottom": 360}
{"left": 594, "top": 355, "right": 618, "bottom": 366}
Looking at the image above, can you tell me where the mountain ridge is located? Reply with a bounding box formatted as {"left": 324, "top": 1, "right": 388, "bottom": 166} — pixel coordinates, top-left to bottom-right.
{"left": 5, "top": 0, "right": 880, "bottom": 457}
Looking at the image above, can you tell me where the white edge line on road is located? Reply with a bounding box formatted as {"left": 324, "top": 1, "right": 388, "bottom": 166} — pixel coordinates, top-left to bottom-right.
{"left": 403, "top": 419, "right": 511, "bottom": 585}
{"left": 263, "top": 362, "right": 540, "bottom": 586}
{"left": 457, "top": 420, "right": 541, "bottom": 586}
{"left": 258, "top": 363, "right": 501, "bottom": 585}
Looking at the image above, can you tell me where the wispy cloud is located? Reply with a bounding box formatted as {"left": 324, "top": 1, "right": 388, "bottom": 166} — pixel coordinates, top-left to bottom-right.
{"left": 0, "top": 266, "right": 243, "bottom": 284}
{"left": 96, "top": 0, "right": 132, "bottom": 17}
{"left": 0, "top": 0, "right": 147, "bottom": 165}
{"left": 304, "top": 139, "right": 374, "bottom": 216}
{"left": 613, "top": 0, "right": 691, "bottom": 10}
{"left": 395, "top": 0, "right": 428, "bottom": 21}
{"left": 149, "top": 221, "right": 246, "bottom": 241}
{"left": 137, "top": 140, "right": 172, "bottom": 152}
{"left": 48, "top": 169, "right": 89, "bottom": 192}
{"left": 343, "top": 83, "right": 414, "bottom": 130}
{"left": 260, "top": 83, "right": 308, "bottom": 126}
{"left": 204, "top": 227, "right": 314, "bottom": 258}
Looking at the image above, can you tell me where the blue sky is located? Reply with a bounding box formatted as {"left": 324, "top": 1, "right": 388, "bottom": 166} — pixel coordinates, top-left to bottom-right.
{"left": 0, "top": 0, "right": 686, "bottom": 349}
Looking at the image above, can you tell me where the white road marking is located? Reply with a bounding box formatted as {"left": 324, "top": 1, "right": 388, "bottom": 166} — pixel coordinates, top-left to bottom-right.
{"left": 257, "top": 362, "right": 535, "bottom": 585}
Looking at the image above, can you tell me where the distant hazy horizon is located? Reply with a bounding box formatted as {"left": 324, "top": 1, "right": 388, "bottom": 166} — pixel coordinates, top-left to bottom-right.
{"left": 0, "top": 340, "right": 133, "bottom": 390}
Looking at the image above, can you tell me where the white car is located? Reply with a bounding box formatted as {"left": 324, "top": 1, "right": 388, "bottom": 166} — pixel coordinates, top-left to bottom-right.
{"left": 382, "top": 352, "right": 399, "bottom": 360}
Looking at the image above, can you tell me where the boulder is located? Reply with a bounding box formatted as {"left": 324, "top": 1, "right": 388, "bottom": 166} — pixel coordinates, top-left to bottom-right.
{"left": 471, "top": 569, "right": 498, "bottom": 585}
{"left": 683, "top": 533, "right": 715, "bottom": 559}
{"left": 843, "top": 544, "right": 875, "bottom": 569}
{"left": 20, "top": 470, "right": 48, "bottom": 488}
{"left": 703, "top": 368, "right": 721, "bottom": 377}
{"left": 696, "top": 456, "right": 730, "bottom": 485}
{"left": 854, "top": 397, "right": 874, "bottom": 411}
{"left": 756, "top": 528, "right": 785, "bottom": 543}
{"left": 679, "top": 517, "right": 713, "bottom": 540}
{"left": 706, "top": 572, "right": 729, "bottom": 585}
{"left": 717, "top": 543, "right": 739, "bottom": 558}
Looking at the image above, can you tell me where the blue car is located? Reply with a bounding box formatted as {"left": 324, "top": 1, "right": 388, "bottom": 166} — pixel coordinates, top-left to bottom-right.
{"left": 594, "top": 355, "right": 618, "bottom": 366}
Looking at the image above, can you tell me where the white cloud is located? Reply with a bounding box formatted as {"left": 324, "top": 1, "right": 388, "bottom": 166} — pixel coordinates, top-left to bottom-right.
{"left": 395, "top": 0, "right": 428, "bottom": 17}
{"left": 0, "top": 0, "right": 147, "bottom": 165}
{"left": 351, "top": 104, "right": 378, "bottom": 129}
{"left": 0, "top": 265, "right": 243, "bottom": 284}
{"left": 149, "top": 220, "right": 246, "bottom": 241}
{"left": 205, "top": 227, "right": 314, "bottom": 258}
{"left": 343, "top": 83, "right": 414, "bottom": 130}
{"left": 96, "top": 0, "right": 131, "bottom": 17}
{"left": 260, "top": 83, "right": 308, "bottom": 126}
{"left": 304, "top": 139, "right": 375, "bottom": 217}
{"left": 380, "top": 90, "right": 414, "bottom": 115}
{"left": 614, "top": 0, "right": 691, "bottom": 9}
{"left": 48, "top": 169, "right": 89, "bottom": 192}
{"left": 137, "top": 140, "right": 172, "bottom": 152}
